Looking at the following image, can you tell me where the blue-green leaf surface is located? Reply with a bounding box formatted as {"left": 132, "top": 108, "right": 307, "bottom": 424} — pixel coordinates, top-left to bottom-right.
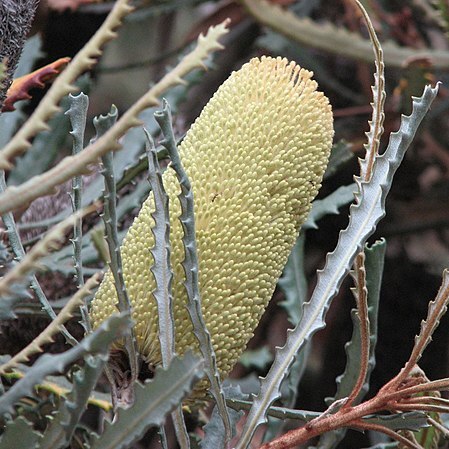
{"left": 0, "top": 313, "right": 131, "bottom": 416}
{"left": 235, "top": 84, "right": 440, "bottom": 449}
{"left": 89, "top": 353, "right": 204, "bottom": 449}
{"left": 37, "top": 355, "right": 106, "bottom": 449}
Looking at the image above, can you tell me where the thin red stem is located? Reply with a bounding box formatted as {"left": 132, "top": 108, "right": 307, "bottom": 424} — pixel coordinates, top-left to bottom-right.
{"left": 346, "top": 252, "right": 370, "bottom": 407}
{"left": 351, "top": 420, "right": 423, "bottom": 449}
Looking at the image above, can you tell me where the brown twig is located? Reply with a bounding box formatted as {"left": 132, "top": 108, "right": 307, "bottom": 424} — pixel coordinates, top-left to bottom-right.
{"left": 351, "top": 419, "right": 424, "bottom": 449}
{"left": 344, "top": 252, "right": 370, "bottom": 407}
{"left": 381, "top": 270, "right": 449, "bottom": 392}
{"left": 259, "top": 271, "right": 449, "bottom": 449}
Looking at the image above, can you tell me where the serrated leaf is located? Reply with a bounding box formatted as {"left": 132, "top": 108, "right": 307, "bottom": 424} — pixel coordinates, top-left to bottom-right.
{"left": 235, "top": 84, "right": 440, "bottom": 449}
{"left": 304, "top": 184, "right": 355, "bottom": 230}
{"left": 202, "top": 386, "right": 246, "bottom": 449}
{"left": 37, "top": 355, "right": 106, "bottom": 449}
{"left": 357, "top": 0, "right": 386, "bottom": 182}
{"left": 145, "top": 130, "right": 175, "bottom": 367}
{"left": 276, "top": 236, "right": 309, "bottom": 419}
{"left": 337, "top": 240, "right": 386, "bottom": 402}
{"left": 279, "top": 234, "right": 307, "bottom": 326}
{"left": 241, "top": 0, "right": 449, "bottom": 68}
{"left": 0, "top": 313, "right": 132, "bottom": 416}
{"left": 89, "top": 353, "right": 204, "bottom": 449}
{"left": 239, "top": 347, "right": 273, "bottom": 370}
{"left": 324, "top": 140, "right": 354, "bottom": 180}
{"left": 0, "top": 416, "right": 40, "bottom": 449}
{"left": 225, "top": 396, "right": 319, "bottom": 422}
{"left": 154, "top": 101, "right": 232, "bottom": 442}
{"left": 144, "top": 129, "right": 189, "bottom": 448}
{"left": 7, "top": 76, "right": 90, "bottom": 187}
{"left": 96, "top": 106, "right": 139, "bottom": 390}
{"left": 407, "top": 269, "right": 449, "bottom": 376}
{"left": 317, "top": 240, "right": 386, "bottom": 449}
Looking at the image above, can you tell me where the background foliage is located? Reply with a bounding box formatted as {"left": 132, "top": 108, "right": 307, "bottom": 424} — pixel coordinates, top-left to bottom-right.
{"left": 1, "top": 1, "right": 449, "bottom": 448}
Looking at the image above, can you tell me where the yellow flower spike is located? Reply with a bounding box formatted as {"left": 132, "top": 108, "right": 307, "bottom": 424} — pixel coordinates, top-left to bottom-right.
{"left": 90, "top": 56, "right": 334, "bottom": 391}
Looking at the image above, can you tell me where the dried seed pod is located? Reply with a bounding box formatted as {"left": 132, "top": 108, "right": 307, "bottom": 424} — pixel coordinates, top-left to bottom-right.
{"left": 90, "top": 56, "right": 334, "bottom": 388}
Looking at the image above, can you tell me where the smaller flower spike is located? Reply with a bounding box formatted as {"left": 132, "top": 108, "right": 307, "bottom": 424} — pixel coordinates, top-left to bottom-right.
{"left": 90, "top": 56, "right": 334, "bottom": 395}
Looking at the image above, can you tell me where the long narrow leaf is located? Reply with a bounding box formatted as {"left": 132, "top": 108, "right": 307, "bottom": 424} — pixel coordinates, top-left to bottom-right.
{"left": 67, "top": 92, "right": 90, "bottom": 331}
{"left": 89, "top": 353, "right": 204, "bottom": 449}
{"left": 0, "top": 313, "right": 132, "bottom": 416}
{"left": 37, "top": 355, "right": 106, "bottom": 449}
{"left": 144, "top": 130, "right": 188, "bottom": 447}
{"left": 96, "top": 106, "right": 139, "bottom": 389}
{"left": 317, "top": 239, "right": 386, "bottom": 449}
{"left": 154, "top": 100, "right": 232, "bottom": 444}
{"left": 144, "top": 130, "right": 175, "bottom": 367}
{"left": 235, "top": 84, "right": 440, "bottom": 449}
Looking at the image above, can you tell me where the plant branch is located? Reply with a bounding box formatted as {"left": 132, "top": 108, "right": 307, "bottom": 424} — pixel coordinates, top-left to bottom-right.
{"left": 0, "top": 273, "right": 101, "bottom": 373}
{"left": 0, "top": 203, "right": 98, "bottom": 297}
{"left": 0, "top": 171, "right": 79, "bottom": 346}
{"left": 382, "top": 269, "right": 449, "bottom": 392}
{"left": 0, "top": 0, "right": 134, "bottom": 169}
{"left": 238, "top": 0, "right": 449, "bottom": 69}
{"left": 351, "top": 420, "right": 424, "bottom": 449}
{"left": 0, "top": 20, "right": 230, "bottom": 215}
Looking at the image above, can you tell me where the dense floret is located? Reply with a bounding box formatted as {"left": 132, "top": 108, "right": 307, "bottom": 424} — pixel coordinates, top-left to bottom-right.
{"left": 90, "top": 56, "right": 334, "bottom": 384}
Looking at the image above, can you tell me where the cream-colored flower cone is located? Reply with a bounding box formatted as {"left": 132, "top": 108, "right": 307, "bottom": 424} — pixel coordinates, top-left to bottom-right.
{"left": 90, "top": 56, "right": 334, "bottom": 390}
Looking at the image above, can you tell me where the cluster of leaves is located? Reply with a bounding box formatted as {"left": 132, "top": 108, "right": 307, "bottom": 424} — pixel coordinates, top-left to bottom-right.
{"left": 0, "top": 1, "right": 449, "bottom": 449}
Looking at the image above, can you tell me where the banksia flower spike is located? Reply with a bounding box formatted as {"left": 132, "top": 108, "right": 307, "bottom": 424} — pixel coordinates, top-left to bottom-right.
{"left": 90, "top": 56, "right": 334, "bottom": 390}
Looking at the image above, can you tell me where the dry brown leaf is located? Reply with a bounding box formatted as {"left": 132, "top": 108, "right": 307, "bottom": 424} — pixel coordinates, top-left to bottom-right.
{"left": 2, "top": 57, "right": 70, "bottom": 112}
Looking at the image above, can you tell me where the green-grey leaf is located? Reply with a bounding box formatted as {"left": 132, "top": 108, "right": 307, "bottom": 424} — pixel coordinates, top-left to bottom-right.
{"left": 317, "top": 239, "right": 386, "bottom": 449}
{"left": 304, "top": 184, "right": 355, "bottom": 230}
{"left": 235, "top": 83, "right": 440, "bottom": 449}
{"left": 145, "top": 130, "right": 175, "bottom": 367}
{"left": 0, "top": 416, "right": 40, "bottom": 449}
{"left": 324, "top": 140, "right": 355, "bottom": 180}
{"left": 37, "top": 355, "right": 106, "bottom": 449}
{"left": 362, "top": 412, "right": 429, "bottom": 431}
{"left": 279, "top": 234, "right": 307, "bottom": 326}
{"left": 154, "top": 100, "right": 232, "bottom": 443}
{"left": 239, "top": 347, "right": 273, "bottom": 370}
{"left": 226, "top": 397, "right": 319, "bottom": 422}
{"left": 266, "top": 234, "right": 308, "bottom": 441}
{"left": 202, "top": 386, "right": 246, "bottom": 449}
{"left": 89, "top": 353, "right": 204, "bottom": 449}
{"left": 0, "top": 313, "right": 132, "bottom": 416}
